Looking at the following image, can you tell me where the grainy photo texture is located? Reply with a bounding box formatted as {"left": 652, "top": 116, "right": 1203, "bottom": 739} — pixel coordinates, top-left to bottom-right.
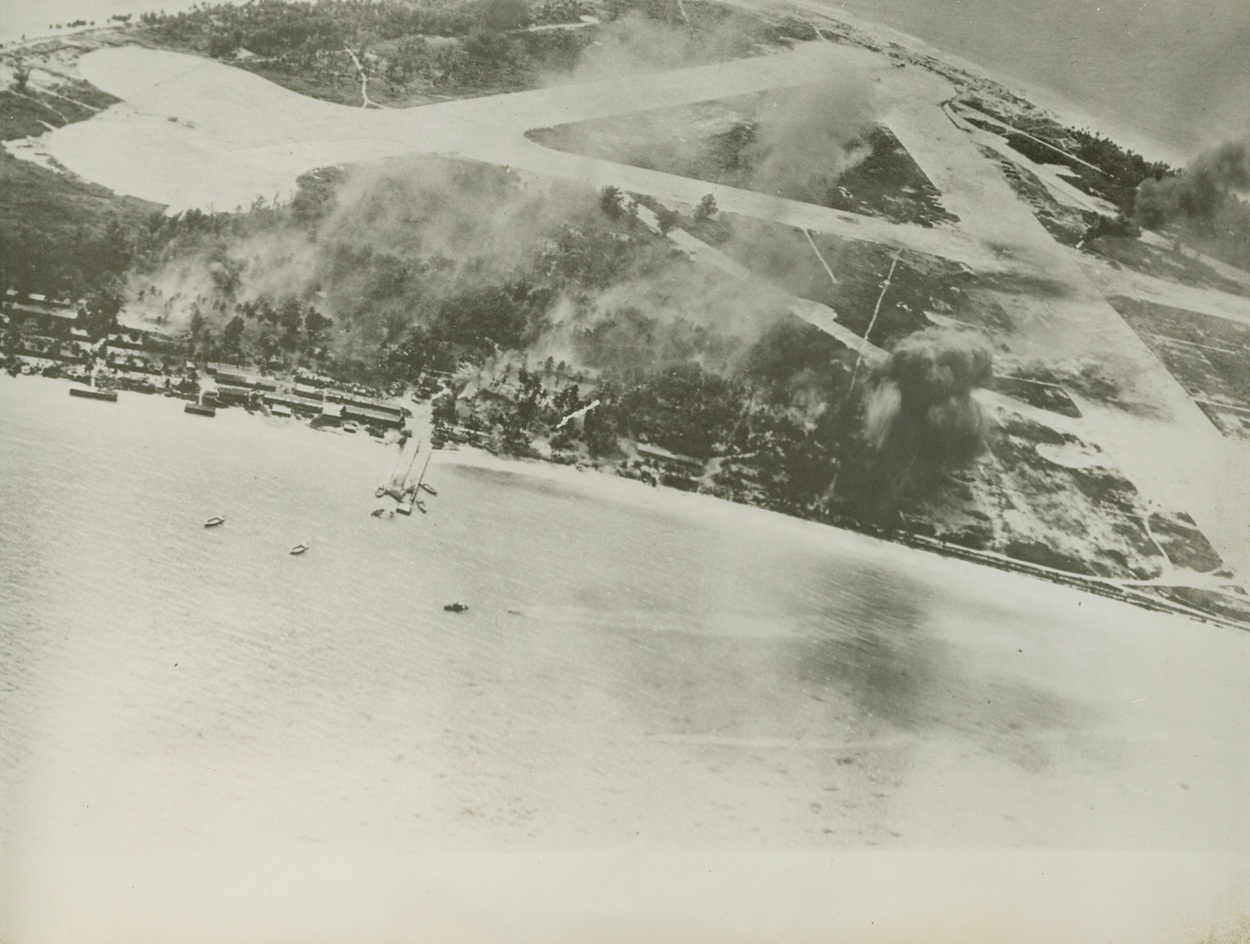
{"left": 1, "top": 0, "right": 1248, "bottom": 940}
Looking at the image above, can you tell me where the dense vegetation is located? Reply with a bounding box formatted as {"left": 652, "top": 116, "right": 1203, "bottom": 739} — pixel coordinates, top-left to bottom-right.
{"left": 0, "top": 64, "right": 154, "bottom": 297}
{"left": 133, "top": 0, "right": 798, "bottom": 106}
{"left": 963, "top": 97, "right": 1174, "bottom": 212}
{"left": 144, "top": 0, "right": 567, "bottom": 54}
{"left": 36, "top": 149, "right": 906, "bottom": 521}
{"left": 0, "top": 154, "right": 161, "bottom": 297}
{"left": 137, "top": 0, "right": 589, "bottom": 102}
{"left": 1068, "top": 128, "right": 1173, "bottom": 208}
{"left": 6, "top": 2, "right": 1228, "bottom": 549}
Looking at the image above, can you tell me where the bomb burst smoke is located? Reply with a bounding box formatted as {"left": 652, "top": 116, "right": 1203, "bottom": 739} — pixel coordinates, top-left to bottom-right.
{"left": 864, "top": 329, "right": 993, "bottom": 482}
{"left": 1136, "top": 140, "right": 1250, "bottom": 225}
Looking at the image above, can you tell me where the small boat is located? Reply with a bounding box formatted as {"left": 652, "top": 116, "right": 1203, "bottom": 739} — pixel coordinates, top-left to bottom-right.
{"left": 203, "top": 515, "right": 226, "bottom": 528}
{"left": 374, "top": 486, "right": 387, "bottom": 498}
{"left": 419, "top": 483, "right": 438, "bottom": 496}
{"left": 443, "top": 603, "right": 468, "bottom": 613}
{"left": 415, "top": 500, "right": 427, "bottom": 514}
{"left": 289, "top": 543, "right": 310, "bottom": 555}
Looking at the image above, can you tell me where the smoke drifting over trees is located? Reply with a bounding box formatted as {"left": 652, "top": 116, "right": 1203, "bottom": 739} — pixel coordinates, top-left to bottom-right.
{"left": 127, "top": 154, "right": 794, "bottom": 379}
{"left": 548, "top": 8, "right": 790, "bottom": 84}
{"left": 862, "top": 329, "right": 993, "bottom": 487}
{"left": 1134, "top": 140, "right": 1250, "bottom": 267}
{"left": 744, "top": 77, "right": 879, "bottom": 203}
{"left": 1136, "top": 140, "right": 1250, "bottom": 224}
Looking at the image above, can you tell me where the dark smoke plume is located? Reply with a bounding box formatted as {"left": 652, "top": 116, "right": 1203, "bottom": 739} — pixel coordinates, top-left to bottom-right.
{"left": 1135, "top": 140, "right": 1250, "bottom": 225}
{"left": 863, "top": 329, "right": 992, "bottom": 486}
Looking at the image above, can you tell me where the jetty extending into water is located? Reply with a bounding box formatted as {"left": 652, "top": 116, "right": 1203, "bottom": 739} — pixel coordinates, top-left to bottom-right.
{"left": 378, "top": 437, "right": 419, "bottom": 501}
{"left": 376, "top": 436, "right": 435, "bottom": 516}
{"left": 396, "top": 441, "right": 434, "bottom": 516}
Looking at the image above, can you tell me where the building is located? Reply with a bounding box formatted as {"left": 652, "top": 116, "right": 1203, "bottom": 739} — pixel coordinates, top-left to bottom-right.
{"left": 324, "top": 389, "right": 406, "bottom": 420}
{"left": 213, "top": 384, "right": 255, "bottom": 404}
{"left": 215, "top": 370, "right": 278, "bottom": 392}
{"left": 262, "top": 392, "right": 323, "bottom": 415}
{"left": 341, "top": 404, "right": 405, "bottom": 429}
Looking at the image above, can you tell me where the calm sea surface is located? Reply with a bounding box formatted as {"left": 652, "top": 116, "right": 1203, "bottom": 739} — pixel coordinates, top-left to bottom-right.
{"left": 834, "top": 0, "right": 1250, "bottom": 161}
{"left": 3, "top": 375, "right": 1249, "bottom": 941}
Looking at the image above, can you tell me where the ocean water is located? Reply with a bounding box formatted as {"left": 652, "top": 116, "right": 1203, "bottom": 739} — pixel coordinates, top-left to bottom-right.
{"left": 833, "top": 0, "right": 1250, "bottom": 161}
{"left": 4, "top": 0, "right": 1246, "bottom": 162}
{"left": 3, "top": 375, "right": 1250, "bottom": 941}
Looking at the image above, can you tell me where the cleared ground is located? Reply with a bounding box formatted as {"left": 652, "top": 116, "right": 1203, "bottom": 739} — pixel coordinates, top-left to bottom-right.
{"left": 10, "top": 36, "right": 1249, "bottom": 584}
{"left": 1112, "top": 296, "right": 1250, "bottom": 442}
{"left": 5, "top": 22, "right": 1250, "bottom": 943}
{"left": 528, "top": 93, "right": 956, "bottom": 226}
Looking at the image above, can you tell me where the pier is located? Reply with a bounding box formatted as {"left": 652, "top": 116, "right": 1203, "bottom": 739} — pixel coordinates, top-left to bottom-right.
{"left": 377, "top": 433, "right": 435, "bottom": 517}
{"left": 396, "top": 441, "right": 434, "bottom": 516}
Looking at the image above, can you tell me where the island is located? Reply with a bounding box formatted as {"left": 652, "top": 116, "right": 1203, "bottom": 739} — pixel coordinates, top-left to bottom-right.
{"left": 2, "top": 0, "right": 1249, "bottom": 629}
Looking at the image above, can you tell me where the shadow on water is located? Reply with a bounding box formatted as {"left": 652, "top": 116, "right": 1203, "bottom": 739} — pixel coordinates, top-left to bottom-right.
{"left": 793, "top": 569, "right": 1080, "bottom": 771}
{"left": 439, "top": 462, "right": 1083, "bottom": 773}
{"left": 794, "top": 579, "right": 935, "bottom": 730}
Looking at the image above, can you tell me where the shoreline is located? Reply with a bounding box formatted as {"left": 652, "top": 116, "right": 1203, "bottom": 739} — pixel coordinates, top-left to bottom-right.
{"left": 9, "top": 370, "right": 1250, "bottom": 944}
{"left": 0, "top": 0, "right": 1196, "bottom": 165}
{"left": 440, "top": 444, "right": 1250, "bottom": 631}
{"left": 2, "top": 10, "right": 1244, "bottom": 628}
{"left": 10, "top": 370, "right": 1244, "bottom": 631}
{"left": 786, "top": 0, "right": 1205, "bottom": 165}
{"left": 0, "top": 0, "right": 1187, "bottom": 167}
